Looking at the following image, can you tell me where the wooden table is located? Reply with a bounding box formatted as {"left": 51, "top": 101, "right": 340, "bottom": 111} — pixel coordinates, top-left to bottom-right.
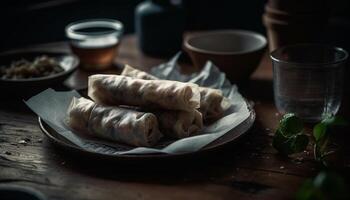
{"left": 0, "top": 35, "right": 348, "bottom": 200}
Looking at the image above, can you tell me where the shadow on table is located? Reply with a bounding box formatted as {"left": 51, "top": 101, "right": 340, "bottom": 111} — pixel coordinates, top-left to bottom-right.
{"left": 45, "top": 120, "right": 271, "bottom": 185}
{"left": 240, "top": 79, "right": 274, "bottom": 102}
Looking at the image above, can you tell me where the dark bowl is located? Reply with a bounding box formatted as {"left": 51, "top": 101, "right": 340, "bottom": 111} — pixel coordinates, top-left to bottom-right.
{"left": 0, "top": 185, "right": 45, "bottom": 200}
{"left": 184, "top": 30, "right": 267, "bottom": 83}
{"left": 0, "top": 51, "right": 79, "bottom": 98}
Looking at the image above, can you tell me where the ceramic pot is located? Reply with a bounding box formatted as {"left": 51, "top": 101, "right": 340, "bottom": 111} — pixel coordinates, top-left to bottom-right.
{"left": 264, "top": 5, "right": 329, "bottom": 24}
{"left": 263, "top": 14, "right": 326, "bottom": 51}
{"left": 267, "top": 0, "right": 329, "bottom": 14}
{"left": 263, "top": 0, "right": 329, "bottom": 51}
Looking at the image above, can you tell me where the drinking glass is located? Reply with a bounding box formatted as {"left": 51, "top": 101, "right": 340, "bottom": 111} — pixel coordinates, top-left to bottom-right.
{"left": 271, "top": 44, "right": 348, "bottom": 121}
{"left": 66, "top": 19, "right": 124, "bottom": 71}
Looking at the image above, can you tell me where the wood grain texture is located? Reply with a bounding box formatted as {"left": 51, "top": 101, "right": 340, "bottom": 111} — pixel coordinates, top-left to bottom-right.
{"left": 0, "top": 35, "right": 348, "bottom": 200}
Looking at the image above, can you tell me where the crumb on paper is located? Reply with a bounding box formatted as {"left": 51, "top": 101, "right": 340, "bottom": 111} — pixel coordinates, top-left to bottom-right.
{"left": 304, "top": 150, "right": 310, "bottom": 155}
{"left": 18, "top": 140, "right": 27, "bottom": 145}
{"left": 296, "top": 157, "right": 304, "bottom": 162}
{"left": 292, "top": 157, "right": 304, "bottom": 164}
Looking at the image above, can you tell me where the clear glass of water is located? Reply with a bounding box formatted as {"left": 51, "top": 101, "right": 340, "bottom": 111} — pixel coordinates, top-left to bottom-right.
{"left": 271, "top": 44, "right": 348, "bottom": 121}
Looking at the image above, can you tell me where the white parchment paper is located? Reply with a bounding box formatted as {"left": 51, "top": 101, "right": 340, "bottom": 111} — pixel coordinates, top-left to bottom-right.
{"left": 25, "top": 53, "right": 251, "bottom": 155}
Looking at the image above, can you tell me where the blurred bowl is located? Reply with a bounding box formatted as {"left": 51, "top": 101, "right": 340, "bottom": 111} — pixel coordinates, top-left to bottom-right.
{"left": 0, "top": 185, "right": 46, "bottom": 200}
{"left": 184, "top": 30, "right": 267, "bottom": 82}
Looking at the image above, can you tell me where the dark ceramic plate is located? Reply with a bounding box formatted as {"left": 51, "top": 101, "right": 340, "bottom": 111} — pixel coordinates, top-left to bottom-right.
{"left": 38, "top": 104, "right": 255, "bottom": 161}
{"left": 0, "top": 51, "right": 79, "bottom": 97}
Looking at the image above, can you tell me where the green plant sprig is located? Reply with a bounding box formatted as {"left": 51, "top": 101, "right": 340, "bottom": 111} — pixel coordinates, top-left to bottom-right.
{"left": 272, "top": 114, "right": 348, "bottom": 200}
{"left": 272, "top": 113, "right": 347, "bottom": 161}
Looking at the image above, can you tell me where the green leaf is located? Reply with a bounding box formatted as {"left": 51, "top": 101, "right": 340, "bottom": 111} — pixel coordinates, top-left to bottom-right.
{"left": 313, "top": 143, "right": 322, "bottom": 162}
{"left": 292, "top": 134, "right": 309, "bottom": 153}
{"left": 272, "top": 129, "right": 292, "bottom": 155}
{"left": 273, "top": 114, "right": 309, "bottom": 156}
{"left": 296, "top": 179, "right": 321, "bottom": 200}
{"left": 316, "top": 172, "right": 348, "bottom": 200}
{"left": 272, "top": 129, "right": 309, "bottom": 156}
{"left": 313, "top": 123, "right": 327, "bottom": 142}
{"left": 296, "top": 171, "right": 349, "bottom": 200}
{"left": 313, "top": 116, "right": 347, "bottom": 142}
{"left": 313, "top": 116, "right": 347, "bottom": 141}
{"left": 321, "top": 116, "right": 347, "bottom": 127}
{"left": 313, "top": 116, "right": 347, "bottom": 163}
{"left": 279, "top": 113, "right": 304, "bottom": 137}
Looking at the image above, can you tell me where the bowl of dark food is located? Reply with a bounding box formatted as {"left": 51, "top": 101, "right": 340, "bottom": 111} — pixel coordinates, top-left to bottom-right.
{"left": 0, "top": 51, "right": 79, "bottom": 98}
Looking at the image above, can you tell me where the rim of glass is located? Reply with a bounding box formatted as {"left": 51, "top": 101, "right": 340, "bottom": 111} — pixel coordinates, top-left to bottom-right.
{"left": 65, "top": 18, "right": 124, "bottom": 40}
{"left": 270, "top": 44, "right": 349, "bottom": 67}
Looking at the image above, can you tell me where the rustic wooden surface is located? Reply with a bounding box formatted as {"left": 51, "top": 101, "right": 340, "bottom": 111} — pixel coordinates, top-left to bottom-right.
{"left": 0, "top": 35, "right": 348, "bottom": 200}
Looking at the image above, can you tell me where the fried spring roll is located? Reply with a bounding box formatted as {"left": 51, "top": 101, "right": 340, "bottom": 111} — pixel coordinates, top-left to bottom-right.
{"left": 88, "top": 74, "right": 201, "bottom": 111}
{"left": 198, "top": 87, "right": 227, "bottom": 121}
{"left": 121, "top": 64, "right": 157, "bottom": 80}
{"left": 121, "top": 65, "right": 229, "bottom": 121}
{"left": 155, "top": 109, "right": 203, "bottom": 138}
{"left": 120, "top": 104, "right": 204, "bottom": 139}
{"left": 67, "top": 97, "right": 162, "bottom": 147}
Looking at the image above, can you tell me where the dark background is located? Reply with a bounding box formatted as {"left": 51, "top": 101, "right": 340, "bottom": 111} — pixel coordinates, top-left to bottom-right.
{"left": 1, "top": 0, "right": 350, "bottom": 51}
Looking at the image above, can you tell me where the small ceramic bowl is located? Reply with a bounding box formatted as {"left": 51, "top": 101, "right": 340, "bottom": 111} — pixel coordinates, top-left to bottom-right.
{"left": 0, "top": 51, "right": 79, "bottom": 98}
{"left": 184, "top": 30, "right": 267, "bottom": 82}
{"left": 0, "top": 185, "right": 46, "bottom": 200}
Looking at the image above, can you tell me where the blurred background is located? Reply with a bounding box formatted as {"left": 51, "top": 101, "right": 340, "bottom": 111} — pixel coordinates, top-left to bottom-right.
{"left": 1, "top": 0, "right": 349, "bottom": 52}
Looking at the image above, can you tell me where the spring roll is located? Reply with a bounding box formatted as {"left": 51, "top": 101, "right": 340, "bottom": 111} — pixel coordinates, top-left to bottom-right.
{"left": 198, "top": 87, "right": 228, "bottom": 121}
{"left": 155, "top": 109, "right": 203, "bottom": 138}
{"left": 121, "top": 65, "right": 230, "bottom": 121}
{"left": 121, "top": 64, "right": 157, "bottom": 80}
{"left": 66, "top": 97, "right": 162, "bottom": 147}
{"left": 121, "top": 104, "right": 204, "bottom": 139}
{"left": 88, "top": 74, "right": 201, "bottom": 111}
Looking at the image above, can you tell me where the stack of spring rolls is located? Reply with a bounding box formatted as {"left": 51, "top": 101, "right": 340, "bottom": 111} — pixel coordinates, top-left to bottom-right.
{"left": 66, "top": 65, "right": 230, "bottom": 147}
